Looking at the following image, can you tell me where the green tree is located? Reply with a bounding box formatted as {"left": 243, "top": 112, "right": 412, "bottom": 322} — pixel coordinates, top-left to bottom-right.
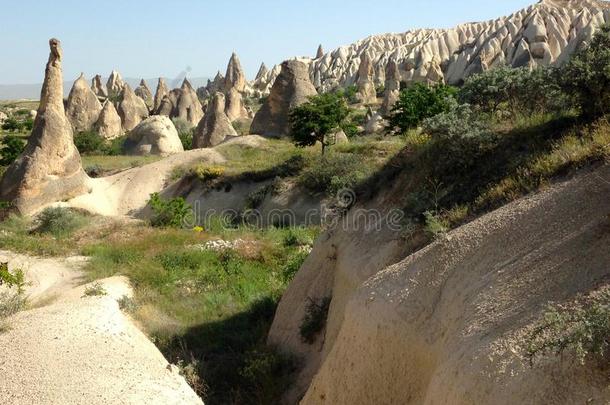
{"left": 289, "top": 92, "right": 350, "bottom": 155}
{"left": 0, "top": 135, "right": 26, "bottom": 166}
{"left": 560, "top": 24, "right": 610, "bottom": 119}
{"left": 387, "top": 83, "right": 457, "bottom": 133}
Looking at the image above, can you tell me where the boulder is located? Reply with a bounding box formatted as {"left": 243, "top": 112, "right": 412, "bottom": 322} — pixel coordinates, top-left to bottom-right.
{"left": 0, "top": 38, "right": 88, "bottom": 215}
{"left": 106, "top": 70, "right": 125, "bottom": 96}
{"left": 124, "top": 116, "right": 183, "bottom": 156}
{"left": 365, "top": 111, "right": 386, "bottom": 134}
{"left": 192, "top": 92, "right": 237, "bottom": 148}
{"left": 117, "top": 84, "right": 149, "bottom": 131}
{"left": 65, "top": 73, "right": 102, "bottom": 132}
{"left": 95, "top": 100, "right": 123, "bottom": 140}
{"left": 134, "top": 79, "right": 154, "bottom": 110}
{"left": 250, "top": 60, "right": 318, "bottom": 137}
{"left": 153, "top": 78, "right": 169, "bottom": 112}
{"left": 91, "top": 74, "right": 108, "bottom": 98}
{"left": 333, "top": 129, "right": 349, "bottom": 144}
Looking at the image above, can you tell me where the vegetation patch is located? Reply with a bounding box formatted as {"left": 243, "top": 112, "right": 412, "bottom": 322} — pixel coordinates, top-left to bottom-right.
{"left": 300, "top": 296, "right": 332, "bottom": 344}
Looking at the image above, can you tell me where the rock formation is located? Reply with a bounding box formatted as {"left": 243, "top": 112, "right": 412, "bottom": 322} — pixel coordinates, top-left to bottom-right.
{"left": 255, "top": 63, "right": 269, "bottom": 82}
{"left": 365, "top": 111, "right": 385, "bottom": 134}
{"left": 192, "top": 93, "right": 237, "bottom": 148}
{"left": 250, "top": 60, "right": 318, "bottom": 137}
{"left": 106, "top": 70, "right": 125, "bottom": 96}
{"left": 225, "top": 88, "right": 249, "bottom": 122}
{"left": 175, "top": 78, "right": 204, "bottom": 127}
{"left": 255, "top": 0, "right": 610, "bottom": 92}
{"left": 117, "top": 84, "right": 149, "bottom": 131}
{"left": 0, "top": 38, "right": 88, "bottom": 214}
{"left": 356, "top": 53, "right": 377, "bottom": 104}
{"left": 381, "top": 59, "right": 400, "bottom": 115}
{"left": 65, "top": 73, "right": 102, "bottom": 132}
{"left": 224, "top": 52, "right": 246, "bottom": 93}
{"left": 135, "top": 79, "right": 154, "bottom": 110}
{"left": 316, "top": 44, "right": 325, "bottom": 59}
{"left": 94, "top": 100, "right": 123, "bottom": 140}
{"left": 91, "top": 74, "right": 108, "bottom": 98}
{"left": 153, "top": 78, "right": 169, "bottom": 112}
{"left": 124, "top": 115, "right": 183, "bottom": 156}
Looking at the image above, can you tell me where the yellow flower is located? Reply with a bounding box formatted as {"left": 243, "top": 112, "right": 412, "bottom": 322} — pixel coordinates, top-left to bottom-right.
{"left": 193, "top": 226, "right": 204, "bottom": 233}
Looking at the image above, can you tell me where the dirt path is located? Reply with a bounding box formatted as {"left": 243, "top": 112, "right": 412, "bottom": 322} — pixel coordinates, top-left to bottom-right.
{"left": 0, "top": 251, "right": 203, "bottom": 405}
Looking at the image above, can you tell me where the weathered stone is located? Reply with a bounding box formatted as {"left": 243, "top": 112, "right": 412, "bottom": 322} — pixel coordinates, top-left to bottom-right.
{"left": 250, "top": 60, "right": 318, "bottom": 137}
{"left": 175, "top": 78, "right": 204, "bottom": 127}
{"left": 118, "top": 84, "right": 149, "bottom": 131}
{"left": 153, "top": 78, "right": 169, "bottom": 112}
{"left": 65, "top": 73, "right": 102, "bottom": 132}
{"left": 134, "top": 79, "right": 154, "bottom": 110}
{"left": 124, "top": 115, "right": 184, "bottom": 156}
{"left": 95, "top": 100, "right": 123, "bottom": 140}
{"left": 106, "top": 70, "right": 125, "bottom": 96}
{"left": 381, "top": 60, "right": 401, "bottom": 115}
{"left": 192, "top": 93, "right": 237, "bottom": 148}
{"left": 224, "top": 52, "right": 246, "bottom": 93}
{"left": 356, "top": 53, "right": 377, "bottom": 104}
{"left": 316, "top": 44, "right": 325, "bottom": 59}
{"left": 255, "top": 63, "right": 269, "bottom": 81}
{"left": 91, "top": 74, "right": 108, "bottom": 98}
{"left": 0, "top": 38, "right": 88, "bottom": 214}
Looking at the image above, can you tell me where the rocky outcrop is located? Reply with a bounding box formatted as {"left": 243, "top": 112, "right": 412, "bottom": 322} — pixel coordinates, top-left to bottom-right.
{"left": 356, "top": 53, "right": 377, "bottom": 104}
{"left": 118, "top": 84, "right": 149, "bottom": 131}
{"left": 256, "top": 0, "right": 610, "bottom": 92}
{"left": 381, "top": 59, "right": 400, "bottom": 115}
{"left": 255, "top": 63, "right": 268, "bottom": 81}
{"left": 106, "top": 70, "right": 125, "bottom": 96}
{"left": 224, "top": 52, "right": 246, "bottom": 93}
{"left": 0, "top": 38, "right": 88, "bottom": 214}
{"left": 225, "top": 88, "right": 249, "bottom": 122}
{"left": 91, "top": 74, "right": 108, "bottom": 98}
{"left": 65, "top": 73, "right": 102, "bottom": 132}
{"left": 153, "top": 78, "right": 169, "bottom": 112}
{"left": 124, "top": 116, "right": 183, "bottom": 156}
{"left": 192, "top": 93, "right": 237, "bottom": 148}
{"left": 95, "top": 100, "right": 123, "bottom": 140}
{"left": 316, "top": 44, "right": 325, "bottom": 59}
{"left": 175, "top": 79, "right": 204, "bottom": 127}
{"left": 365, "top": 111, "right": 386, "bottom": 134}
{"left": 135, "top": 79, "right": 153, "bottom": 110}
{"left": 250, "top": 60, "right": 318, "bottom": 137}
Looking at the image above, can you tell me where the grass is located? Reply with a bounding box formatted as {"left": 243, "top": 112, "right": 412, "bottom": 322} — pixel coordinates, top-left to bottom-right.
{"left": 82, "top": 282, "right": 107, "bottom": 297}
{"left": 82, "top": 155, "right": 162, "bottom": 174}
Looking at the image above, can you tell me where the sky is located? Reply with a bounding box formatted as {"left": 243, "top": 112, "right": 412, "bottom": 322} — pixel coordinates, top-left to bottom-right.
{"left": 0, "top": 0, "right": 535, "bottom": 85}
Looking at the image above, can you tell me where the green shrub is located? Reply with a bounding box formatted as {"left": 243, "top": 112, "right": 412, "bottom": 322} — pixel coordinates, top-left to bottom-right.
{"left": 172, "top": 118, "right": 194, "bottom": 151}
{"left": 388, "top": 83, "right": 457, "bottom": 133}
{"left": 82, "top": 282, "right": 107, "bottom": 297}
{"left": 0, "top": 135, "right": 25, "bottom": 166}
{"left": 74, "top": 132, "right": 125, "bottom": 156}
{"left": 191, "top": 165, "right": 225, "bottom": 182}
{"left": 423, "top": 211, "right": 448, "bottom": 239}
{"left": 148, "top": 193, "right": 194, "bottom": 228}
{"left": 281, "top": 251, "right": 309, "bottom": 283}
{"left": 527, "top": 289, "right": 610, "bottom": 365}
{"left": 0, "top": 262, "right": 26, "bottom": 293}
{"left": 35, "top": 207, "right": 88, "bottom": 238}
{"left": 298, "top": 153, "right": 369, "bottom": 196}
{"left": 239, "top": 348, "right": 295, "bottom": 404}
{"left": 289, "top": 92, "right": 351, "bottom": 155}
{"left": 300, "top": 296, "right": 332, "bottom": 344}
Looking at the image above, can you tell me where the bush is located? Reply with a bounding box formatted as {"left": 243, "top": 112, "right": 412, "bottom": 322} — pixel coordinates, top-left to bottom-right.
{"left": 289, "top": 92, "right": 351, "bottom": 155}
{"left": 0, "top": 135, "right": 25, "bottom": 166}
{"left": 82, "top": 282, "right": 107, "bottom": 297}
{"left": 300, "top": 296, "right": 331, "bottom": 344}
{"left": 0, "top": 262, "right": 26, "bottom": 293}
{"left": 74, "top": 132, "right": 125, "bottom": 156}
{"left": 298, "top": 153, "right": 369, "bottom": 196}
{"left": 388, "top": 83, "right": 457, "bottom": 133}
{"left": 172, "top": 118, "right": 194, "bottom": 151}
{"left": 35, "top": 207, "right": 88, "bottom": 238}
{"left": 148, "top": 193, "right": 194, "bottom": 228}
{"left": 191, "top": 165, "right": 225, "bottom": 182}
{"left": 560, "top": 24, "right": 610, "bottom": 119}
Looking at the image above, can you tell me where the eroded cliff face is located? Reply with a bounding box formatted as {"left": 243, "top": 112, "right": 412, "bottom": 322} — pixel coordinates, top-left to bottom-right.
{"left": 254, "top": 0, "right": 610, "bottom": 93}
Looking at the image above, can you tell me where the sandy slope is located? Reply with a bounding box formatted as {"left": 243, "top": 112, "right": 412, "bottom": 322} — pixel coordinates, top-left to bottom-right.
{"left": 0, "top": 251, "right": 202, "bottom": 405}
{"left": 300, "top": 165, "right": 610, "bottom": 404}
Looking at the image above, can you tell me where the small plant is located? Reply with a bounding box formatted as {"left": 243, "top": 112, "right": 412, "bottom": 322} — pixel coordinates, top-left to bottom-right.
{"left": 118, "top": 295, "right": 138, "bottom": 312}
{"left": 0, "top": 262, "right": 26, "bottom": 293}
{"left": 148, "top": 193, "right": 194, "bottom": 228}
{"left": 74, "top": 131, "right": 106, "bottom": 155}
{"left": 300, "top": 296, "right": 332, "bottom": 344}
{"left": 35, "top": 207, "right": 88, "bottom": 238}
{"left": 82, "top": 282, "right": 107, "bottom": 297}
{"left": 423, "top": 211, "right": 448, "bottom": 239}
{"left": 191, "top": 165, "right": 225, "bottom": 182}
{"left": 172, "top": 118, "right": 194, "bottom": 151}
{"left": 246, "top": 183, "right": 277, "bottom": 209}
{"left": 0, "top": 135, "right": 25, "bottom": 166}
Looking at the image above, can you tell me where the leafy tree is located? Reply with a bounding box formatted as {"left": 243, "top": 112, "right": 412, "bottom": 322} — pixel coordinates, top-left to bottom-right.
{"left": 289, "top": 92, "right": 350, "bottom": 155}
{"left": 387, "top": 83, "right": 457, "bottom": 133}
{"left": 0, "top": 135, "right": 25, "bottom": 166}
{"left": 560, "top": 24, "right": 610, "bottom": 119}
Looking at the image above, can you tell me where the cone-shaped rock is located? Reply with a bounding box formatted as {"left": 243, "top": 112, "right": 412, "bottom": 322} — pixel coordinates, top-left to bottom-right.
{"left": 135, "top": 79, "right": 154, "bottom": 110}
{"left": 255, "top": 63, "right": 269, "bottom": 81}
{"left": 356, "top": 53, "right": 377, "bottom": 104}
{"left": 224, "top": 52, "right": 246, "bottom": 93}
{"left": 118, "top": 83, "right": 149, "bottom": 131}
{"left": 193, "top": 92, "right": 237, "bottom": 148}
{"left": 316, "top": 44, "right": 325, "bottom": 59}
{"left": 91, "top": 74, "right": 108, "bottom": 98}
{"left": 174, "top": 79, "right": 204, "bottom": 127}
{"left": 106, "top": 70, "right": 125, "bottom": 96}
{"left": 65, "top": 73, "right": 103, "bottom": 132}
{"left": 124, "top": 116, "right": 183, "bottom": 156}
{"left": 153, "top": 78, "right": 169, "bottom": 112}
{"left": 225, "top": 87, "right": 249, "bottom": 122}
{"left": 95, "top": 100, "right": 123, "bottom": 140}
{"left": 251, "top": 60, "right": 318, "bottom": 138}
{"left": 0, "top": 38, "right": 88, "bottom": 214}
{"left": 381, "top": 59, "right": 401, "bottom": 115}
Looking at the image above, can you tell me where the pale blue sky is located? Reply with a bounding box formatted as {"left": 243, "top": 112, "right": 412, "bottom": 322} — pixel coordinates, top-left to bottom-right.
{"left": 0, "top": 0, "right": 535, "bottom": 84}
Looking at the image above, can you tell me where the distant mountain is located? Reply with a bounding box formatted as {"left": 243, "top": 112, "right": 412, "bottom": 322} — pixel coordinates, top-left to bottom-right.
{"left": 0, "top": 77, "right": 210, "bottom": 101}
